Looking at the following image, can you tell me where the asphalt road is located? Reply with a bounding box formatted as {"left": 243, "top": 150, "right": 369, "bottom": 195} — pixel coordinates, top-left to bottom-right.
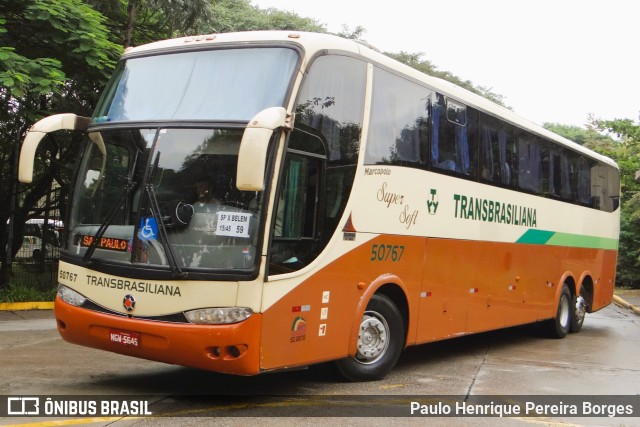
{"left": 0, "top": 299, "right": 638, "bottom": 426}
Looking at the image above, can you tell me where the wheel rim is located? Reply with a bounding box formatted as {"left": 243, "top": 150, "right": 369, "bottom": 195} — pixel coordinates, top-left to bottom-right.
{"left": 355, "top": 311, "right": 389, "bottom": 365}
{"left": 575, "top": 295, "right": 586, "bottom": 325}
{"left": 559, "top": 293, "right": 570, "bottom": 330}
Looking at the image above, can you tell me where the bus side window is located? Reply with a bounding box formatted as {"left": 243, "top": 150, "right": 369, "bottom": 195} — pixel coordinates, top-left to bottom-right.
{"left": 364, "top": 67, "right": 430, "bottom": 167}
{"left": 480, "top": 115, "right": 516, "bottom": 187}
{"left": 576, "top": 156, "right": 594, "bottom": 206}
{"left": 518, "top": 136, "right": 542, "bottom": 193}
{"left": 271, "top": 147, "right": 323, "bottom": 273}
{"left": 591, "top": 163, "right": 620, "bottom": 212}
{"left": 431, "top": 95, "right": 477, "bottom": 177}
{"left": 274, "top": 153, "right": 320, "bottom": 240}
{"left": 270, "top": 54, "right": 365, "bottom": 275}
{"left": 547, "top": 149, "right": 572, "bottom": 200}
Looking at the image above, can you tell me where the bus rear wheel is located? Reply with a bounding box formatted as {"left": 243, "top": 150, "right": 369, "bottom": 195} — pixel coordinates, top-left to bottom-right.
{"left": 545, "top": 283, "right": 571, "bottom": 338}
{"left": 336, "top": 293, "right": 404, "bottom": 381}
{"left": 570, "top": 287, "right": 587, "bottom": 333}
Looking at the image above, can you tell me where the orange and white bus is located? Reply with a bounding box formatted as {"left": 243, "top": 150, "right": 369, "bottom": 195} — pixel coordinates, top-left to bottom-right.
{"left": 19, "top": 31, "right": 619, "bottom": 381}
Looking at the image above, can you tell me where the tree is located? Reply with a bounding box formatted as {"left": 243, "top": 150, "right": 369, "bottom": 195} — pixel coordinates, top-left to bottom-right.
{"left": 386, "top": 51, "right": 508, "bottom": 108}
{"left": 0, "top": 0, "right": 121, "bottom": 284}
{"left": 205, "top": 0, "right": 325, "bottom": 33}
{"left": 587, "top": 117, "right": 640, "bottom": 288}
{"left": 546, "top": 118, "right": 640, "bottom": 288}
{"left": 543, "top": 122, "right": 613, "bottom": 146}
{"left": 85, "top": 0, "right": 215, "bottom": 48}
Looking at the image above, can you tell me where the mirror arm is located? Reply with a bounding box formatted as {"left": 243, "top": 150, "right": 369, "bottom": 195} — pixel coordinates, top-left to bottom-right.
{"left": 236, "top": 107, "right": 293, "bottom": 191}
{"left": 19, "top": 114, "right": 90, "bottom": 183}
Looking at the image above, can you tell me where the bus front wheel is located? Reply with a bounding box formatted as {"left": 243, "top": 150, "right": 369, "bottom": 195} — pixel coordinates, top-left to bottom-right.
{"left": 545, "top": 283, "right": 571, "bottom": 338}
{"left": 336, "top": 293, "right": 405, "bottom": 381}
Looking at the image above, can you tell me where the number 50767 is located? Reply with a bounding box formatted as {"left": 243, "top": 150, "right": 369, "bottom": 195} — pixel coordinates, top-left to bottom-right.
{"left": 370, "top": 244, "right": 405, "bottom": 262}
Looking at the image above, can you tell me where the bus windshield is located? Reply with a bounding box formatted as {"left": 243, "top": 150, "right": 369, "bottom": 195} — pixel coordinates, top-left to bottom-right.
{"left": 68, "top": 127, "right": 264, "bottom": 274}
{"left": 64, "top": 45, "right": 300, "bottom": 276}
{"left": 92, "top": 47, "right": 298, "bottom": 123}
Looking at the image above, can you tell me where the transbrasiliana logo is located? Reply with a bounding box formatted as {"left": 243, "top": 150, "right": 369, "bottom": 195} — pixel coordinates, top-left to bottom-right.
{"left": 427, "top": 189, "right": 439, "bottom": 215}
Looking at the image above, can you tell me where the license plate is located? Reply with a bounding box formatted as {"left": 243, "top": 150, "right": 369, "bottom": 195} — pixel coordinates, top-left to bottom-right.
{"left": 109, "top": 329, "right": 140, "bottom": 347}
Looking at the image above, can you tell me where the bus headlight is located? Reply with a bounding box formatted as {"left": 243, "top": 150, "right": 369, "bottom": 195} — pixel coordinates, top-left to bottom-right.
{"left": 58, "top": 285, "right": 87, "bottom": 307}
{"left": 184, "top": 307, "right": 253, "bottom": 324}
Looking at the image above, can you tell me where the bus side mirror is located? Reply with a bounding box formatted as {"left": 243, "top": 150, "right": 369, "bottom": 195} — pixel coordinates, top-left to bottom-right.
{"left": 236, "top": 107, "right": 292, "bottom": 191}
{"left": 19, "top": 113, "right": 90, "bottom": 183}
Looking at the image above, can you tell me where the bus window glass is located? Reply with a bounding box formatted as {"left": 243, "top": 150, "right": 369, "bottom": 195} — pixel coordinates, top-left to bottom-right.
{"left": 591, "top": 163, "right": 620, "bottom": 212}
{"left": 548, "top": 149, "right": 572, "bottom": 200}
{"left": 274, "top": 153, "right": 321, "bottom": 239}
{"left": 294, "top": 55, "right": 365, "bottom": 235}
{"left": 271, "top": 55, "right": 365, "bottom": 274}
{"left": 365, "top": 68, "right": 431, "bottom": 166}
{"left": 93, "top": 48, "right": 298, "bottom": 123}
{"left": 577, "top": 156, "right": 594, "bottom": 206}
{"left": 518, "top": 136, "right": 542, "bottom": 192}
{"left": 74, "top": 131, "right": 142, "bottom": 229}
{"left": 69, "top": 128, "right": 263, "bottom": 271}
{"left": 431, "top": 94, "right": 476, "bottom": 176}
{"left": 296, "top": 55, "right": 365, "bottom": 162}
{"left": 480, "top": 115, "right": 516, "bottom": 187}
{"left": 447, "top": 99, "right": 467, "bottom": 125}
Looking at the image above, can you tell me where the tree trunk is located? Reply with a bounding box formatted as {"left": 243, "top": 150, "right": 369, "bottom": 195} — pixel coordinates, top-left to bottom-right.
{"left": 125, "top": 0, "right": 138, "bottom": 48}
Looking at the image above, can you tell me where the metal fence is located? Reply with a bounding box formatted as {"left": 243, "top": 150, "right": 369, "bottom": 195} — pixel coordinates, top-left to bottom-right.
{"left": 6, "top": 186, "right": 63, "bottom": 292}
{"left": 10, "top": 244, "right": 60, "bottom": 291}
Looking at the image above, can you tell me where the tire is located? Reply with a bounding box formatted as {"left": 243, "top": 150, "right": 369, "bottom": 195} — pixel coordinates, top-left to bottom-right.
{"left": 570, "top": 287, "right": 587, "bottom": 333}
{"left": 335, "top": 293, "right": 405, "bottom": 381}
{"left": 545, "top": 283, "right": 571, "bottom": 338}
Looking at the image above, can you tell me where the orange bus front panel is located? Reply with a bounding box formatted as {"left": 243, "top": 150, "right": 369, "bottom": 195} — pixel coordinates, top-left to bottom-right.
{"left": 54, "top": 297, "right": 263, "bottom": 375}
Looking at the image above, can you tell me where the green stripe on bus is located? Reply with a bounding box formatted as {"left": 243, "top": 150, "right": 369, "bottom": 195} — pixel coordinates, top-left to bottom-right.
{"left": 516, "top": 229, "right": 554, "bottom": 245}
{"left": 516, "top": 229, "right": 618, "bottom": 250}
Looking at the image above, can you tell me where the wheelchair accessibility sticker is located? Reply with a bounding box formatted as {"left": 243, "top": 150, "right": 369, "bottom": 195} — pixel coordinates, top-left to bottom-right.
{"left": 139, "top": 217, "right": 158, "bottom": 241}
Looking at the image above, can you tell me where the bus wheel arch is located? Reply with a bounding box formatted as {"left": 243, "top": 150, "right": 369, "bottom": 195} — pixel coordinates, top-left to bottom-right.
{"left": 336, "top": 282, "right": 409, "bottom": 381}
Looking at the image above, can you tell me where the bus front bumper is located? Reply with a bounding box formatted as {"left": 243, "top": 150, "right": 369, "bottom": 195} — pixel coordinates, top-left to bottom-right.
{"left": 54, "top": 297, "right": 262, "bottom": 375}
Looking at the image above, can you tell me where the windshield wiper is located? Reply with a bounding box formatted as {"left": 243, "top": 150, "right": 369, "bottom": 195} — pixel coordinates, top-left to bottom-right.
{"left": 82, "top": 179, "right": 136, "bottom": 265}
{"left": 145, "top": 184, "right": 187, "bottom": 278}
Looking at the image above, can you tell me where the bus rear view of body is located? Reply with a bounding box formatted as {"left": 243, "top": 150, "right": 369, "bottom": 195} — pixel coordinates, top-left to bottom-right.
{"left": 19, "top": 31, "right": 619, "bottom": 381}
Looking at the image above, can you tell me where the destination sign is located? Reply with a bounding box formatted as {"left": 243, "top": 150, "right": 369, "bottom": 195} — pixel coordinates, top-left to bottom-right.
{"left": 79, "top": 235, "right": 130, "bottom": 252}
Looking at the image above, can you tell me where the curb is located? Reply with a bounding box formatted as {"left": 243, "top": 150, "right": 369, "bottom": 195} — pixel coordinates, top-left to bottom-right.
{"left": 612, "top": 294, "right": 640, "bottom": 316}
{"left": 0, "top": 301, "right": 54, "bottom": 311}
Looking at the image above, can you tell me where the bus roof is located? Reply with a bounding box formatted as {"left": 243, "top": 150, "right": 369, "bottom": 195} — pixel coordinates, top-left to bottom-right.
{"left": 124, "top": 31, "right": 617, "bottom": 169}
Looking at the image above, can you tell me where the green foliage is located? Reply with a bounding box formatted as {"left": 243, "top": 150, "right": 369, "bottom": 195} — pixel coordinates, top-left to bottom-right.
{"left": 0, "top": 282, "right": 57, "bottom": 303}
{"left": 0, "top": 0, "right": 121, "bottom": 281}
{"left": 0, "top": 48, "right": 65, "bottom": 99}
{"left": 387, "top": 51, "right": 508, "bottom": 108}
{"left": 206, "top": 0, "right": 325, "bottom": 33}
{"left": 549, "top": 118, "right": 640, "bottom": 288}
{"left": 589, "top": 117, "right": 640, "bottom": 288}
{"left": 336, "top": 25, "right": 367, "bottom": 40}
{"left": 23, "top": 0, "right": 119, "bottom": 76}
{"left": 543, "top": 122, "right": 612, "bottom": 146}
